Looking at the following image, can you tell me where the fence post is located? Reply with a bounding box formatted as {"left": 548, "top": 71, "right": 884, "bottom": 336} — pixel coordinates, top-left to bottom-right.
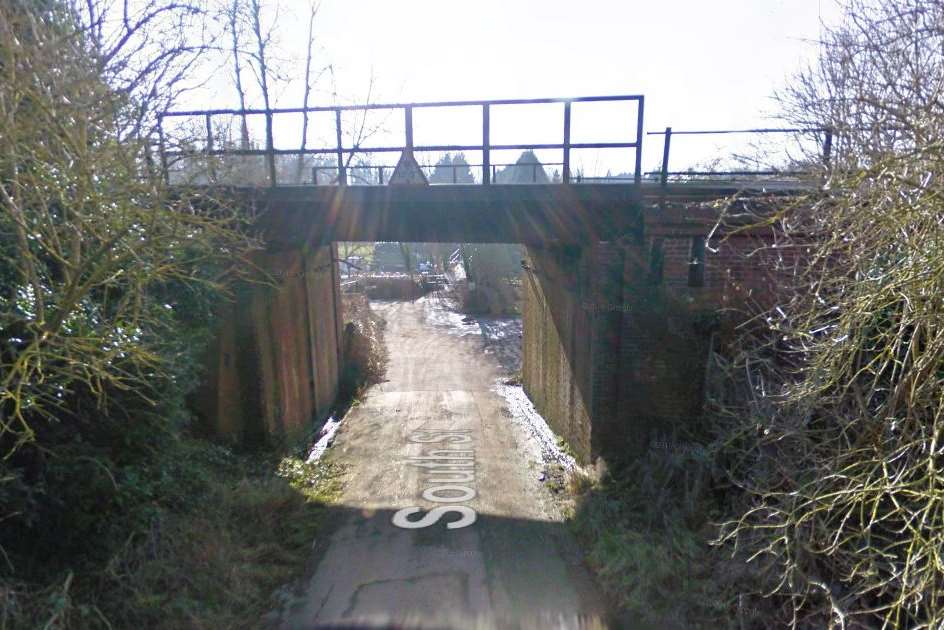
{"left": 482, "top": 103, "right": 491, "bottom": 185}
{"left": 205, "top": 113, "right": 214, "bottom": 153}
{"left": 205, "top": 113, "right": 216, "bottom": 183}
{"left": 379, "top": 166, "right": 385, "bottom": 185}
{"left": 563, "top": 100, "right": 571, "bottom": 184}
{"left": 335, "top": 109, "right": 346, "bottom": 185}
{"left": 157, "top": 114, "right": 169, "bottom": 186}
{"left": 265, "top": 111, "right": 276, "bottom": 186}
{"left": 823, "top": 128, "right": 833, "bottom": 166}
{"left": 634, "top": 96, "right": 645, "bottom": 185}
{"left": 660, "top": 127, "right": 672, "bottom": 187}
{"left": 405, "top": 106, "right": 414, "bottom": 150}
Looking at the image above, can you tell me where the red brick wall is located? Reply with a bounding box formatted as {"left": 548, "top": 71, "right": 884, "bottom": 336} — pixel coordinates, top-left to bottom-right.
{"left": 521, "top": 203, "right": 787, "bottom": 464}
{"left": 522, "top": 245, "right": 595, "bottom": 463}
{"left": 646, "top": 219, "right": 787, "bottom": 311}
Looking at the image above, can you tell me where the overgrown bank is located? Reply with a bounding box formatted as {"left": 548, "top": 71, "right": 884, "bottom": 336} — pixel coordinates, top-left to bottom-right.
{"left": 339, "top": 292, "right": 388, "bottom": 402}
{"left": 2, "top": 440, "right": 343, "bottom": 629}
{"left": 571, "top": 2, "right": 944, "bottom": 628}
{"left": 454, "top": 244, "right": 522, "bottom": 316}
{"left": 0, "top": 2, "right": 346, "bottom": 627}
{"left": 568, "top": 424, "right": 762, "bottom": 629}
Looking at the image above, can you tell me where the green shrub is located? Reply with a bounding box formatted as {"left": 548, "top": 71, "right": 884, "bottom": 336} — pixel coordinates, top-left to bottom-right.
{"left": 0, "top": 3, "right": 332, "bottom": 628}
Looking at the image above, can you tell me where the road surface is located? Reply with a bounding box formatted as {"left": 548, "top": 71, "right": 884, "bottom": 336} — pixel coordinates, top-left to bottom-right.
{"left": 275, "top": 297, "right": 611, "bottom": 629}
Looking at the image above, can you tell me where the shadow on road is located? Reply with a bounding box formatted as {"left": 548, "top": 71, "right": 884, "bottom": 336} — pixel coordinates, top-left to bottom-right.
{"left": 269, "top": 503, "right": 650, "bottom": 630}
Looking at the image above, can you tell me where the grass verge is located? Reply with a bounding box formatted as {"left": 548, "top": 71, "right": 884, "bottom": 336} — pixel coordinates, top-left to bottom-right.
{"left": 1, "top": 438, "right": 344, "bottom": 629}
{"left": 568, "top": 446, "right": 761, "bottom": 630}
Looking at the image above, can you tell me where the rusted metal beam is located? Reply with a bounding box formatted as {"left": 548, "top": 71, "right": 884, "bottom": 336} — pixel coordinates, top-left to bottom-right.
{"left": 160, "top": 94, "right": 646, "bottom": 118}
{"left": 160, "top": 94, "right": 651, "bottom": 185}
{"left": 335, "top": 109, "right": 346, "bottom": 186}
{"left": 563, "top": 101, "right": 571, "bottom": 184}
{"left": 646, "top": 126, "right": 830, "bottom": 135}
{"left": 482, "top": 103, "right": 490, "bottom": 185}
{"left": 634, "top": 95, "right": 644, "bottom": 185}
{"left": 405, "top": 106, "right": 414, "bottom": 150}
{"left": 163, "top": 141, "right": 639, "bottom": 159}
{"left": 265, "top": 111, "right": 276, "bottom": 186}
{"left": 660, "top": 126, "right": 672, "bottom": 187}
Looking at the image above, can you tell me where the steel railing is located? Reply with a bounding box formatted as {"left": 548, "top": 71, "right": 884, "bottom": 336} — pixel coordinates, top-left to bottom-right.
{"left": 313, "top": 161, "right": 574, "bottom": 186}
{"left": 645, "top": 126, "right": 832, "bottom": 185}
{"left": 158, "top": 95, "right": 645, "bottom": 187}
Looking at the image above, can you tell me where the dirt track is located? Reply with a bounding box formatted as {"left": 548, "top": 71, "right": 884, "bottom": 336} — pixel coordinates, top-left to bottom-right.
{"left": 276, "top": 297, "right": 610, "bottom": 629}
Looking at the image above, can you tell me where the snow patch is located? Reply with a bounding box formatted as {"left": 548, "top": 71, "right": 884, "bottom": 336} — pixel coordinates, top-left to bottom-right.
{"left": 306, "top": 415, "right": 341, "bottom": 463}
{"left": 448, "top": 260, "right": 466, "bottom": 281}
{"left": 422, "top": 297, "right": 480, "bottom": 337}
{"left": 495, "top": 382, "right": 578, "bottom": 471}
{"left": 421, "top": 295, "right": 522, "bottom": 344}
{"left": 476, "top": 318, "right": 521, "bottom": 342}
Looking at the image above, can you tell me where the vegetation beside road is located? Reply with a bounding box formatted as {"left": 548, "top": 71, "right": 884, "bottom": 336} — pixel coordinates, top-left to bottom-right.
{"left": 572, "top": 2, "right": 944, "bottom": 628}
{"left": 2, "top": 437, "right": 343, "bottom": 629}
{"left": 339, "top": 293, "right": 388, "bottom": 402}
{"left": 0, "top": 3, "right": 345, "bottom": 628}
{"left": 569, "top": 428, "right": 754, "bottom": 629}
{"left": 455, "top": 244, "right": 522, "bottom": 316}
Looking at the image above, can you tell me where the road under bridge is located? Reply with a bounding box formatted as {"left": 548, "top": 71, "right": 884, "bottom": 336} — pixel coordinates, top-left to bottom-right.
{"left": 184, "top": 95, "right": 809, "bottom": 463}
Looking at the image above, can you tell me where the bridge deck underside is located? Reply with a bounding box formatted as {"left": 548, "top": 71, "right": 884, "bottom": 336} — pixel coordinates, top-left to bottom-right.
{"left": 252, "top": 184, "right": 648, "bottom": 246}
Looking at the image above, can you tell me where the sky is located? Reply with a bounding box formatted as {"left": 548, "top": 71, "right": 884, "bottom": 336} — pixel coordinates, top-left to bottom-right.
{"left": 180, "top": 0, "right": 843, "bottom": 179}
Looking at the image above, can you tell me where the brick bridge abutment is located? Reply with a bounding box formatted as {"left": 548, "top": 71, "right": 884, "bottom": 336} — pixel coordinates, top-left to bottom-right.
{"left": 522, "top": 238, "right": 709, "bottom": 465}
{"left": 197, "top": 243, "right": 343, "bottom": 446}
{"left": 196, "top": 187, "right": 780, "bottom": 463}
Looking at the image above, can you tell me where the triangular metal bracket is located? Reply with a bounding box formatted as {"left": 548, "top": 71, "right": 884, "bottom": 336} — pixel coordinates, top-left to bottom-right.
{"left": 389, "top": 149, "right": 429, "bottom": 185}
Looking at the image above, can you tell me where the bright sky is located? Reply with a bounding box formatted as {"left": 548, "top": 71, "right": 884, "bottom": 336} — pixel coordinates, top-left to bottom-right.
{"left": 182, "top": 0, "right": 842, "bottom": 178}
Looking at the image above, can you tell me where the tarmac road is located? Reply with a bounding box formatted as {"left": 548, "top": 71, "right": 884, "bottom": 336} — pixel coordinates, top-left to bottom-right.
{"left": 275, "top": 297, "right": 612, "bottom": 629}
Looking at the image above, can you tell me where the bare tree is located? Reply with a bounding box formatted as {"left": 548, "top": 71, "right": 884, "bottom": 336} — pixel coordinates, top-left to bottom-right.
{"left": 80, "top": 0, "right": 217, "bottom": 140}
{"left": 297, "top": 0, "right": 322, "bottom": 182}
{"left": 714, "top": 2, "right": 944, "bottom": 628}
{"left": 245, "top": 0, "right": 278, "bottom": 184}
{"left": 217, "top": 0, "right": 390, "bottom": 186}
{"left": 226, "top": 0, "right": 251, "bottom": 148}
{"left": 0, "top": 0, "right": 254, "bottom": 453}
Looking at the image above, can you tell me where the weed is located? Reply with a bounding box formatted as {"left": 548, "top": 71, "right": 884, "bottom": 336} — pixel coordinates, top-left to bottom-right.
{"left": 569, "top": 446, "right": 757, "bottom": 629}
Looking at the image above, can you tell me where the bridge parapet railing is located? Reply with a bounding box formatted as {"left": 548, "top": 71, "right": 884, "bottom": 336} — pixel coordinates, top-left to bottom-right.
{"left": 157, "top": 95, "right": 645, "bottom": 187}
{"left": 312, "top": 161, "right": 575, "bottom": 186}
{"left": 644, "top": 126, "right": 833, "bottom": 186}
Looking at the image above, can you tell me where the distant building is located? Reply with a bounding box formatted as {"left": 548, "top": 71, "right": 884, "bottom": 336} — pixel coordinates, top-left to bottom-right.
{"left": 372, "top": 242, "right": 407, "bottom": 272}
{"left": 339, "top": 256, "right": 362, "bottom": 276}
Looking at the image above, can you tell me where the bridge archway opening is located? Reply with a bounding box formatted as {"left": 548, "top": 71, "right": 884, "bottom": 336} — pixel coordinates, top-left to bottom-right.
{"left": 198, "top": 177, "right": 782, "bottom": 465}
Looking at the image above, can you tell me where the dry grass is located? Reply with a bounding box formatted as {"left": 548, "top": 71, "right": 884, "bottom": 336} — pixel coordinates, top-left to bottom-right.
{"left": 0, "top": 443, "right": 343, "bottom": 630}
{"left": 339, "top": 293, "right": 388, "bottom": 401}
{"left": 361, "top": 274, "right": 423, "bottom": 300}
{"left": 705, "top": 3, "right": 944, "bottom": 624}
{"left": 568, "top": 446, "right": 744, "bottom": 630}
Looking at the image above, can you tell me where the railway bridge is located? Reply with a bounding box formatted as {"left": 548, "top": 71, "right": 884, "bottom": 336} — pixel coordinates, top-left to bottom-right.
{"left": 168, "top": 95, "right": 819, "bottom": 463}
